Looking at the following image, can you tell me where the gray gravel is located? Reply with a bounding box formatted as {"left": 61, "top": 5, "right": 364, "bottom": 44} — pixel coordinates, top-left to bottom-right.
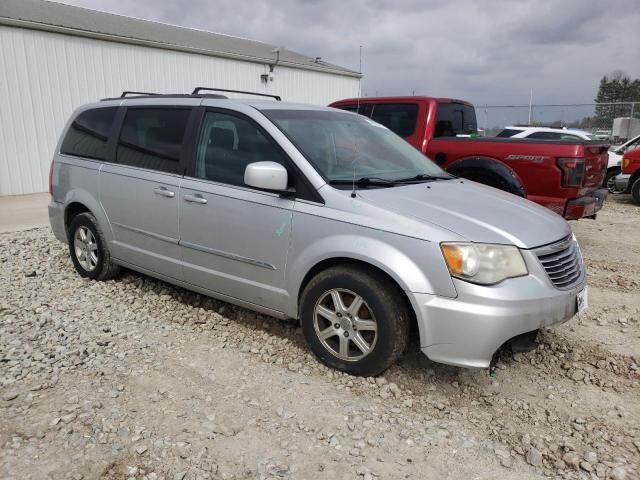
{"left": 1, "top": 196, "right": 639, "bottom": 479}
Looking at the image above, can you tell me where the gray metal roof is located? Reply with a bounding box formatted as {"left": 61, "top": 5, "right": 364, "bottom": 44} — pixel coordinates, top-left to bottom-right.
{"left": 0, "top": 0, "right": 361, "bottom": 78}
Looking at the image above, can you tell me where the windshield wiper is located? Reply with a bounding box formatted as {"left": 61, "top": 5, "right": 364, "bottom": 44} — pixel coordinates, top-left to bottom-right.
{"left": 329, "top": 177, "right": 397, "bottom": 187}
{"left": 393, "top": 173, "right": 455, "bottom": 183}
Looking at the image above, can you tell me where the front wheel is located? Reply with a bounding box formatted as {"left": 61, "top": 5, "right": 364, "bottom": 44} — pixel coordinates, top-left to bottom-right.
{"left": 300, "top": 265, "right": 410, "bottom": 376}
{"left": 631, "top": 178, "right": 640, "bottom": 206}
{"left": 604, "top": 167, "right": 621, "bottom": 193}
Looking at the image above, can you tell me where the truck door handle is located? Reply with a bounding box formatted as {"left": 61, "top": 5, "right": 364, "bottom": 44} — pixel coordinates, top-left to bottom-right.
{"left": 184, "top": 193, "right": 207, "bottom": 205}
{"left": 153, "top": 186, "right": 175, "bottom": 198}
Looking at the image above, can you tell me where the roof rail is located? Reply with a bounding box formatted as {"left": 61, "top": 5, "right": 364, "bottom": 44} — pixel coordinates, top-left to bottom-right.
{"left": 120, "top": 91, "right": 161, "bottom": 98}
{"left": 192, "top": 87, "right": 281, "bottom": 101}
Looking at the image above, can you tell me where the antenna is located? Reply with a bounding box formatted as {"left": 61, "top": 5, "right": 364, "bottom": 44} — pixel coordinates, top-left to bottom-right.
{"left": 352, "top": 45, "right": 363, "bottom": 199}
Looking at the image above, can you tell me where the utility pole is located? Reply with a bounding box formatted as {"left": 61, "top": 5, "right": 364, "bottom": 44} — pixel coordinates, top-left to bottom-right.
{"left": 528, "top": 88, "right": 533, "bottom": 125}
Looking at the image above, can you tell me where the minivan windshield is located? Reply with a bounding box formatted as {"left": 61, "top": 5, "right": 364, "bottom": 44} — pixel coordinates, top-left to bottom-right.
{"left": 262, "top": 109, "right": 448, "bottom": 185}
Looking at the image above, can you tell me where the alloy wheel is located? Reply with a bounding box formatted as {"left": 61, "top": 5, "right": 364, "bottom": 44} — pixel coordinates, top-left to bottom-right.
{"left": 313, "top": 288, "right": 378, "bottom": 361}
{"left": 73, "top": 226, "right": 98, "bottom": 272}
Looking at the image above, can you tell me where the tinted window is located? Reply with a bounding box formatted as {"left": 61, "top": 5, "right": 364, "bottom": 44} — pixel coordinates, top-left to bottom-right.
{"left": 526, "top": 131, "right": 562, "bottom": 140}
{"left": 194, "top": 111, "right": 287, "bottom": 187}
{"left": 496, "top": 128, "right": 520, "bottom": 138}
{"left": 333, "top": 104, "right": 373, "bottom": 118}
{"left": 370, "top": 104, "right": 418, "bottom": 137}
{"left": 60, "top": 107, "right": 118, "bottom": 160}
{"left": 117, "top": 109, "right": 190, "bottom": 174}
{"left": 434, "top": 103, "right": 477, "bottom": 137}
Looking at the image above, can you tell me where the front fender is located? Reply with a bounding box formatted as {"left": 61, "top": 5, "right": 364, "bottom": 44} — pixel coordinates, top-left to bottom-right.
{"left": 283, "top": 229, "right": 457, "bottom": 318}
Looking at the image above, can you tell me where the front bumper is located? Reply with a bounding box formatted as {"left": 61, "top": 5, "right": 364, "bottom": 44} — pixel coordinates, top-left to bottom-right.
{"left": 410, "top": 250, "right": 585, "bottom": 368}
{"left": 614, "top": 174, "right": 631, "bottom": 194}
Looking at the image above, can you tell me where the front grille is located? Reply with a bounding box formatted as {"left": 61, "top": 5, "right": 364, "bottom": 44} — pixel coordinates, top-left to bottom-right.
{"left": 534, "top": 236, "right": 584, "bottom": 289}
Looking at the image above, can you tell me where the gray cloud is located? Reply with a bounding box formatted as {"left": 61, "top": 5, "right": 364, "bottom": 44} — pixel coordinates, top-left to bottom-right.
{"left": 58, "top": 0, "right": 640, "bottom": 108}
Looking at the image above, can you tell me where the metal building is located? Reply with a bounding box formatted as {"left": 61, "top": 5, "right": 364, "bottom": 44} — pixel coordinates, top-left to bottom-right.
{"left": 0, "top": 0, "right": 361, "bottom": 196}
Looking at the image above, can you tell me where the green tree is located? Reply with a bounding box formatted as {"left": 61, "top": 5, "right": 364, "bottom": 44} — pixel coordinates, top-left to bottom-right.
{"left": 594, "top": 71, "right": 640, "bottom": 127}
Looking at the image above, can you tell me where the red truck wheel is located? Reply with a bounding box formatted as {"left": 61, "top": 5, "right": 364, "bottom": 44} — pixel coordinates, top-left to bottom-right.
{"left": 631, "top": 178, "right": 640, "bottom": 205}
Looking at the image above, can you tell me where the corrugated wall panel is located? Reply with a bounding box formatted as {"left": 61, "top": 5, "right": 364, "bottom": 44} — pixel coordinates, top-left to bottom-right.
{"left": 0, "top": 26, "right": 359, "bottom": 195}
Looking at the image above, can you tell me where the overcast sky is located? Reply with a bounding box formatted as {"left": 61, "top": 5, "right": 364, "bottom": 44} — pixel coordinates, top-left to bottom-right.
{"left": 59, "top": 0, "right": 640, "bottom": 110}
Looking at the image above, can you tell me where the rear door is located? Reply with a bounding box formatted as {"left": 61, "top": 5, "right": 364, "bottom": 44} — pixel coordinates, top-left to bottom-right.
{"left": 99, "top": 105, "right": 196, "bottom": 280}
{"left": 179, "top": 108, "right": 296, "bottom": 311}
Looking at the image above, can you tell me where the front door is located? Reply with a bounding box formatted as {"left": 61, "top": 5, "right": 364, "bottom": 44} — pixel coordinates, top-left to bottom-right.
{"left": 179, "top": 109, "right": 295, "bottom": 311}
{"left": 100, "top": 107, "right": 193, "bottom": 280}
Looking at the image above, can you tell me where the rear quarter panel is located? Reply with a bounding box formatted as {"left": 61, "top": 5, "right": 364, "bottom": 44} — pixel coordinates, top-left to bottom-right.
{"left": 52, "top": 155, "right": 111, "bottom": 240}
{"left": 425, "top": 138, "right": 606, "bottom": 202}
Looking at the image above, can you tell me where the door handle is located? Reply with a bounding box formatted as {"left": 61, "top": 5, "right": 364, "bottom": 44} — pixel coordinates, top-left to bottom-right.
{"left": 184, "top": 193, "right": 208, "bottom": 205}
{"left": 153, "top": 186, "right": 175, "bottom": 198}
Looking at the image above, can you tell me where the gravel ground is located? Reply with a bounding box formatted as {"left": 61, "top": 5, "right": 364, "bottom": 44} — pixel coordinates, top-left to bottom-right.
{"left": 1, "top": 195, "right": 639, "bottom": 480}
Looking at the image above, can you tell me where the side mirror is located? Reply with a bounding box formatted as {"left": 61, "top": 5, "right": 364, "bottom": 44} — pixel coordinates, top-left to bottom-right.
{"left": 244, "top": 161, "right": 289, "bottom": 192}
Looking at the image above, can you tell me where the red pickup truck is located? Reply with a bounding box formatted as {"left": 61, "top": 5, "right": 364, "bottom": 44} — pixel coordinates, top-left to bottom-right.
{"left": 618, "top": 147, "right": 640, "bottom": 204}
{"left": 329, "top": 96, "right": 609, "bottom": 220}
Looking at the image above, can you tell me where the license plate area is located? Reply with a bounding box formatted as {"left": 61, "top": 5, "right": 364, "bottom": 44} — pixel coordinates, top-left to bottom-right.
{"left": 577, "top": 287, "right": 588, "bottom": 314}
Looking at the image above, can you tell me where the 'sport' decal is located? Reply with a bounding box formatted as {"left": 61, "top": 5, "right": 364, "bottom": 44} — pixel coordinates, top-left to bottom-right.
{"left": 505, "top": 154, "right": 549, "bottom": 163}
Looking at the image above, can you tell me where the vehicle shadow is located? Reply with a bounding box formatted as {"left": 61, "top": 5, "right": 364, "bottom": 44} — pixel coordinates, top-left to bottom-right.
{"left": 119, "top": 268, "right": 521, "bottom": 390}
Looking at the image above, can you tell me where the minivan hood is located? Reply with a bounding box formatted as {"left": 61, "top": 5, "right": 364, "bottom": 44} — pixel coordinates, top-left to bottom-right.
{"left": 357, "top": 180, "right": 571, "bottom": 249}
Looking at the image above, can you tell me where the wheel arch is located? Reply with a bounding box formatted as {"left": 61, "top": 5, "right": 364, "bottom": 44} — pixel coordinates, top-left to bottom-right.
{"left": 446, "top": 156, "right": 526, "bottom": 197}
{"left": 64, "top": 202, "right": 92, "bottom": 232}
{"left": 60, "top": 189, "right": 111, "bottom": 239}
{"left": 296, "top": 256, "right": 419, "bottom": 335}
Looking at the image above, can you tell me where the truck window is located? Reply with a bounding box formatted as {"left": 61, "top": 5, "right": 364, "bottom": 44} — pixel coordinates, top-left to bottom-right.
{"left": 369, "top": 104, "right": 418, "bottom": 138}
{"left": 333, "top": 104, "right": 373, "bottom": 118}
{"left": 435, "top": 103, "right": 477, "bottom": 137}
{"left": 60, "top": 107, "right": 118, "bottom": 161}
{"left": 496, "top": 128, "right": 520, "bottom": 138}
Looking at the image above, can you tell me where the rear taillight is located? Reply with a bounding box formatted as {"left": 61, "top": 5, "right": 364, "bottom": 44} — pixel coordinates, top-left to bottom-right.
{"left": 48, "top": 161, "right": 54, "bottom": 195}
{"left": 557, "top": 157, "right": 585, "bottom": 188}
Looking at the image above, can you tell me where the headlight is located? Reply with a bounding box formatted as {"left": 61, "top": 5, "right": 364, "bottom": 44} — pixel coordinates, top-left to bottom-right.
{"left": 441, "top": 242, "right": 528, "bottom": 285}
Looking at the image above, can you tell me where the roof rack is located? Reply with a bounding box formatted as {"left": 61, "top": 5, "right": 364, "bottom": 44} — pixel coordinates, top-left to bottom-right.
{"left": 192, "top": 87, "right": 281, "bottom": 101}
{"left": 120, "top": 91, "right": 161, "bottom": 98}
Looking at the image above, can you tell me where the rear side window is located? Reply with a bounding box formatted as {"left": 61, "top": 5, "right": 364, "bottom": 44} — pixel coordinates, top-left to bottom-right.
{"left": 117, "top": 109, "right": 191, "bottom": 174}
{"left": 496, "top": 128, "right": 520, "bottom": 138}
{"left": 370, "top": 104, "right": 418, "bottom": 137}
{"left": 434, "top": 103, "right": 477, "bottom": 137}
{"left": 60, "top": 107, "right": 118, "bottom": 160}
{"left": 526, "top": 131, "right": 562, "bottom": 140}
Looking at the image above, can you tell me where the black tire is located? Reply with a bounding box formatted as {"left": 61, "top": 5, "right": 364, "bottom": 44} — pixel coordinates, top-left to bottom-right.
{"left": 632, "top": 178, "right": 640, "bottom": 206}
{"left": 604, "top": 167, "right": 621, "bottom": 193}
{"left": 68, "top": 212, "right": 120, "bottom": 280}
{"left": 299, "top": 265, "right": 410, "bottom": 377}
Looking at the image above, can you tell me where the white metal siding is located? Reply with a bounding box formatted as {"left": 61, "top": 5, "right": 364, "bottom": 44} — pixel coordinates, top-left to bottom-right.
{"left": 0, "top": 25, "right": 359, "bottom": 196}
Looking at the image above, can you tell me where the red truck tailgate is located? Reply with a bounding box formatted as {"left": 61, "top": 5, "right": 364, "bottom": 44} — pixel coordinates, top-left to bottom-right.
{"left": 582, "top": 143, "right": 609, "bottom": 188}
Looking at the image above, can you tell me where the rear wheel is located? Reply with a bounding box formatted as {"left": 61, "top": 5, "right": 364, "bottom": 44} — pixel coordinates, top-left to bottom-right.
{"left": 300, "top": 265, "right": 410, "bottom": 376}
{"left": 604, "top": 167, "right": 621, "bottom": 193}
{"left": 631, "top": 178, "right": 640, "bottom": 206}
{"left": 68, "top": 212, "right": 120, "bottom": 280}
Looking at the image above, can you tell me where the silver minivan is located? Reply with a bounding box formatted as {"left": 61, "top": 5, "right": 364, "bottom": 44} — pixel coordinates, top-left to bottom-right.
{"left": 49, "top": 89, "right": 588, "bottom": 376}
